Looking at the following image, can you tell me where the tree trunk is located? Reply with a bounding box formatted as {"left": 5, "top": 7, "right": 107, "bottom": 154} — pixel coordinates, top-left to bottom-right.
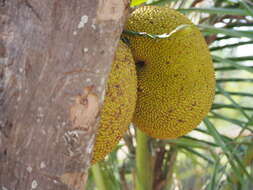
{"left": 0, "top": 0, "right": 129, "bottom": 189}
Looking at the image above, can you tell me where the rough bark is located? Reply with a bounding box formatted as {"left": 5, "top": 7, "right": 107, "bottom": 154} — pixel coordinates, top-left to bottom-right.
{"left": 0, "top": 0, "right": 129, "bottom": 189}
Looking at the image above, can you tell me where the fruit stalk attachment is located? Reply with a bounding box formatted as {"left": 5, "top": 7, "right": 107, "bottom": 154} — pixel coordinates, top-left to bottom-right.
{"left": 136, "top": 128, "right": 153, "bottom": 190}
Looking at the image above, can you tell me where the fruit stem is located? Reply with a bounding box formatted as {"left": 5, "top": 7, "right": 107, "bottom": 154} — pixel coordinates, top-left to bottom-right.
{"left": 91, "top": 163, "right": 107, "bottom": 190}
{"left": 136, "top": 128, "right": 153, "bottom": 190}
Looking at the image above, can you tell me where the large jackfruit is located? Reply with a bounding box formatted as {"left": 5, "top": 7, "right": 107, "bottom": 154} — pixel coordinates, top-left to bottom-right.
{"left": 92, "top": 41, "right": 137, "bottom": 163}
{"left": 124, "top": 6, "right": 215, "bottom": 139}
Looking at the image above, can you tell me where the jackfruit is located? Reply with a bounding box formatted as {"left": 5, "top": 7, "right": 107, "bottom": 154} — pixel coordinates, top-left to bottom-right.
{"left": 92, "top": 40, "right": 137, "bottom": 163}
{"left": 124, "top": 6, "right": 215, "bottom": 139}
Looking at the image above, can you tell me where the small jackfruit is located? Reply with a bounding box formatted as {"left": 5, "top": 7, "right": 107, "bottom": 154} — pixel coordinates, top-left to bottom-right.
{"left": 124, "top": 6, "right": 215, "bottom": 139}
{"left": 92, "top": 40, "right": 137, "bottom": 163}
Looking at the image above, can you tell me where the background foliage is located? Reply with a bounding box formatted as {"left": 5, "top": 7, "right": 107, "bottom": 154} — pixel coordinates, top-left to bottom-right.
{"left": 87, "top": 0, "right": 253, "bottom": 189}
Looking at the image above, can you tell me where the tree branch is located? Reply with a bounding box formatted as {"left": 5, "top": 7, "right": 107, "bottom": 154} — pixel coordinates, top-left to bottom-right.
{"left": 0, "top": 0, "right": 129, "bottom": 189}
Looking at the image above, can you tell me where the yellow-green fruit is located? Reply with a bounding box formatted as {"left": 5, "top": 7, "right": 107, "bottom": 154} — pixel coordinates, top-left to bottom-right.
{"left": 124, "top": 6, "right": 215, "bottom": 139}
{"left": 92, "top": 41, "right": 137, "bottom": 163}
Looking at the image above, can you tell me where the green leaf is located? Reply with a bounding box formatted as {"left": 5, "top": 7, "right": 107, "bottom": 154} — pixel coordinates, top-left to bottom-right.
{"left": 215, "top": 66, "right": 253, "bottom": 72}
{"left": 183, "top": 136, "right": 219, "bottom": 147}
{"left": 212, "top": 103, "right": 253, "bottom": 111}
{"left": 226, "top": 22, "right": 253, "bottom": 28}
{"left": 179, "top": 146, "right": 214, "bottom": 164}
{"left": 204, "top": 118, "right": 253, "bottom": 183}
{"left": 215, "top": 91, "right": 253, "bottom": 97}
{"left": 199, "top": 24, "right": 253, "bottom": 39}
{"left": 227, "top": 56, "right": 253, "bottom": 62}
{"left": 208, "top": 160, "right": 220, "bottom": 190}
{"left": 238, "top": 0, "right": 253, "bottom": 17}
{"left": 216, "top": 84, "right": 250, "bottom": 120}
{"left": 179, "top": 7, "right": 249, "bottom": 16}
{"left": 213, "top": 55, "right": 253, "bottom": 73}
{"left": 131, "top": 0, "right": 147, "bottom": 6}
{"left": 216, "top": 78, "right": 253, "bottom": 83}
{"left": 215, "top": 35, "right": 235, "bottom": 41}
{"left": 194, "top": 128, "right": 233, "bottom": 143}
{"left": 91, "top": 163, "right": 107, "bottom": 190}
{"left": 210, "top": 40, "right": 253, "bottom": 51}
{"left": 147, "top": 0, "right": 177, "bottom": 5}
{"left": 167, "top": 138, "right": 211, "bottom": 149}
{"left": 208, "top": 112, "right": 253, "bottom": 133}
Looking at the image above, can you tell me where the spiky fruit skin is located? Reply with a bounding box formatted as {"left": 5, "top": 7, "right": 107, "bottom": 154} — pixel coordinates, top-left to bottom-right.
{"left": 124, "top": 6, "right": 215, "bottom": 139}
{"left": 92, "top": 41, "right": 137, "bottom": 163}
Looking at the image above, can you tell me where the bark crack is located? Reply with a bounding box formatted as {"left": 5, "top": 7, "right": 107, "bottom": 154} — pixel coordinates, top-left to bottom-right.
{"left": 22, "top": 0, "right": 42, "bottom": 21}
